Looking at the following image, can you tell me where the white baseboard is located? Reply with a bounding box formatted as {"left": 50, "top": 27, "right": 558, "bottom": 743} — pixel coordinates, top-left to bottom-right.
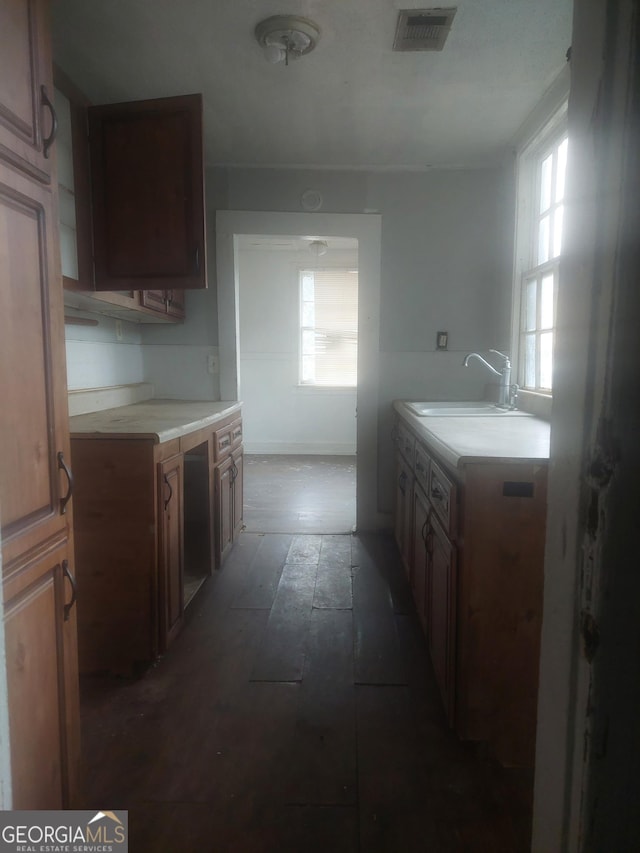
{"left": 243, "top": 441, "right": 356, "bottom": 455}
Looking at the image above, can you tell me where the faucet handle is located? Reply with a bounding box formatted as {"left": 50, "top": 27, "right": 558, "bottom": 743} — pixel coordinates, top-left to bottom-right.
{"left": 489, "top": 349, "right": 511, "bottom": 366}
{"left": 489, "top": 348, "right": 509, "bottom": 359}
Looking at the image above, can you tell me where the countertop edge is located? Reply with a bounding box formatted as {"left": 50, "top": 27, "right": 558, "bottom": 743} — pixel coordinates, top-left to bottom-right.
{"left": 70, "top": 400, "right": 242, "bottom": 443}
{"left": 393, "top": 400, "right": 551, "bottom": 469}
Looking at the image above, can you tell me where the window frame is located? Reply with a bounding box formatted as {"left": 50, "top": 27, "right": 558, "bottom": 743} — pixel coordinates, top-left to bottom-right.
{"left": 511, "top": 101, "right": 568, "bottom": 403}
{"left": 298, "top": 266, "right": 359, "bottom": 388}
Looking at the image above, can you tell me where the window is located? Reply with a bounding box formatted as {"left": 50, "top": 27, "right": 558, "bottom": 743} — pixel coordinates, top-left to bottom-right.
{"left": 514, "top": 110, "right": 568, "bottom": 394}
{"left": 299, "top": 268, "right": 358, "bottom": 386}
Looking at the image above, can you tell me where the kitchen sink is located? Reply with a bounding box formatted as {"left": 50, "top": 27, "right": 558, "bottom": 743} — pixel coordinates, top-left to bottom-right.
{"left": 405, "top": 401, "right": 528, "bottom": 417}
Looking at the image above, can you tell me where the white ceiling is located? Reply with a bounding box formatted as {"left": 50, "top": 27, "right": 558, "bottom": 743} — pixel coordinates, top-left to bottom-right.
{"left": 51, "top": 0, "right": 573, "bottom": 170}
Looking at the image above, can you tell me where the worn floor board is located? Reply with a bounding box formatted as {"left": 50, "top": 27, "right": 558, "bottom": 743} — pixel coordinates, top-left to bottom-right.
{"left": 231, "top": 532, "right": 292, "bottom": 610}
{"left": 284, "top": 609, "right": 357, "bottom": 804}
{"left": 250, "top": 561, "right": 318, "bottom": 682}
{"left": 313, "top": 534, "right": 353, "bottom": 609}
{"left": 79, "top": 531, "right": 533, "bottom": 852}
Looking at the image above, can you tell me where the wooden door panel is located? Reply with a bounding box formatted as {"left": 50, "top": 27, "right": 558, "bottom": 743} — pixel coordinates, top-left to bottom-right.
{"left": 215, "top": 458, "right": 233, "bottom": 567}
{"left": 0, "top": 163, "right": 68, "bottom": 564}
{"left": 412, "top": 486, "right": 429, "bottom": 633}
{"left": 232, "top": 448, "right": 243, "bottom": 540}
{"left": 141, "top": 289, "right": 167, "bottom": 313}
{"left": 165, "top": 288, "right": 185, "bottom": 320}
{"left": 428, "top": 515, "right": 456, "bottom": 726}
{"left": 159, "top": 455, "right": 183, "bottom": 651}
{"left": 3, "top": 540, "right": 78, "bottom": 809}
{"left": 0, "top": 0, "right": 53, "bottom": 182}
{"left": 89, "top": 94, "right": 206, "bottom": 292}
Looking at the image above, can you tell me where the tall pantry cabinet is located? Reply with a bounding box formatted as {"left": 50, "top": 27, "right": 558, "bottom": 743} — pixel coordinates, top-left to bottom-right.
{"left": 0, "top": 0, "right": 80, "bottom": 808}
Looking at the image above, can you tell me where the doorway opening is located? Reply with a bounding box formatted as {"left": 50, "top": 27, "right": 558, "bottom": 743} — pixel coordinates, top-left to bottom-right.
{"left": 236, "top": 234, "right": 358, "bottom": 534}
{"left": 216, "top": 211, "right": 382, "bottom": 532}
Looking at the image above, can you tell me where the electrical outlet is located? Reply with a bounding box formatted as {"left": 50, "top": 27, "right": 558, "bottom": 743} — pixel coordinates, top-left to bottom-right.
{"left": 436, "top": 330, "right": 448, "bottom": 350}
{"left": 207, "top": 353, "right": 219, "bottom": 375}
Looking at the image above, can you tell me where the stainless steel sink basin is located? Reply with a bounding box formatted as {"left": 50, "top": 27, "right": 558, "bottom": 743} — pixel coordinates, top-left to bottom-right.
{"left": 405, "top": 401, "right": 527, "bottom": 417}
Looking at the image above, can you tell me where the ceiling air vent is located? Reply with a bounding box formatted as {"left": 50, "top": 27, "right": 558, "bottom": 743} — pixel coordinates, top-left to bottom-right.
{"left": 393, "top": 8, "right": 457, "bottom": 52}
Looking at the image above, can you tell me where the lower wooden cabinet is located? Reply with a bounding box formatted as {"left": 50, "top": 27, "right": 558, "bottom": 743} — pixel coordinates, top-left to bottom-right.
{"left": 393, "top": 412, "right": 546, "bottom": 767}
{"left": 71, "top": 412, "right": 243, "bottom": 674}
{"left": 3, "top": 539, "right": 80, "bottom": 809}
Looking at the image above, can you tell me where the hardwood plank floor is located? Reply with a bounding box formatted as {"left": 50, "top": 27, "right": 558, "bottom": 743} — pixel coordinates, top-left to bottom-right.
{"left": 79, "top": 532, "right": 532, "bottom": 852}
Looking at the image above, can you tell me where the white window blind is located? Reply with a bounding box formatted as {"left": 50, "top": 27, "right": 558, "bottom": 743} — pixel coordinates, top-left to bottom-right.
{"left": 299, "top": 268, "right": 358, "bottom": 386}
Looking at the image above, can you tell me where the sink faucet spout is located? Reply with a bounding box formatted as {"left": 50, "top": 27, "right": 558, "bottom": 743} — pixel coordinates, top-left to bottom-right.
{"left": 463, "top": 350, "right": 515, "bottom": 408}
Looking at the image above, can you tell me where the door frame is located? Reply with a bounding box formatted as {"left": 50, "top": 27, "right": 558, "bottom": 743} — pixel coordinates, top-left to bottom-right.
{"left": 216, "top": 211, "right": 382, "bottom": 531}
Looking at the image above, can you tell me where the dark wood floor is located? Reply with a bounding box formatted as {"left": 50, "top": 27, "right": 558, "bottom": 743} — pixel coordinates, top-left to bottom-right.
{"left": 80, "top": 533, "right": 533, "bottom": 852}
{"left": 243, "top": 455, "right": 356, "bottom": 534}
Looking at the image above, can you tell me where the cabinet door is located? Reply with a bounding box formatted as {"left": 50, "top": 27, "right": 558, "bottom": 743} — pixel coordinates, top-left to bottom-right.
{"left": 3, "top": 541, "right": 79, "bottom": 809}
{"left": 140, "top": 288, "right": 186, "bottom": 321}
{"left": 159, "top": 454, "right": 184, "bottom": 651}
{"left": 0, "top": 164, "right": 80, "bottom": 808}
{"left": 428, "top": 513, "right": 457, "bottom": 726}
{"left": 231, "top": 448, "right": 244, "bottom": 540}
{"left": 165, "top": 288, "right": 186, "bottom": 320}
{"left": 0, "top": 0, "right": 54, "bottom": 183}
{"left": 88, "top": 94, "right": 206, "bottom": 292}
{"left": 412, "top": 485, "right": 430, "bottom": 634}
{"left": 0, "top": 166, "right": 71, "bottom": 567}
{"left": 215, "top": 456, "right": 233, "bottom": 567}
{"left": 394, "top": 454, "right": 413, "bottom": 578}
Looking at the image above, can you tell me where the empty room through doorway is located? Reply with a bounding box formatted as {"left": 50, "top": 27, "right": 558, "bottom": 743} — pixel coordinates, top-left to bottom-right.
{"left": 237, "top": 234, "right": 358, "bottom": 534}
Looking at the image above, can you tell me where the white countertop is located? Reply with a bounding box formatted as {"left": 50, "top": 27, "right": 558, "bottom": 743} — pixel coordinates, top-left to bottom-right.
{"left": 394, "top": 400, "right": 550, "bottom": 470}
{"left": 70, "top": 399, "right": 242, "bottom": 443}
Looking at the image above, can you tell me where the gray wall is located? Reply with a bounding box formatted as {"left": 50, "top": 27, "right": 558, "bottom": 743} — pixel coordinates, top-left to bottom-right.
{"left": 215, "top": 165, "right": 514, "bottom": 513}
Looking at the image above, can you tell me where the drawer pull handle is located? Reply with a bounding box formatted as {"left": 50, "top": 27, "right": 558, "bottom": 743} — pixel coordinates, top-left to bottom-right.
{"left": 163, "top": 474, "right": 173, "bottom": 510}
{"left": 41, "top": 85, "right": 58, "bottom": 158}
{"left": 57, "top": 451, "right": 73, "bottom": 515}
{"left": 62, "top": 559, "right": 77, "bottom": 621}
{"left": 431, "top": 484, "right": 444, "bottom": 501}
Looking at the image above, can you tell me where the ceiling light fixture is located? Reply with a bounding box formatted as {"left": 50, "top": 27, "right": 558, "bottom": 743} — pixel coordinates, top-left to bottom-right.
{"left": 255, "top": 15, "right": 321, "bottom": 66}
{"left": 308, "top": 239, "right": 328, "bottom": 257}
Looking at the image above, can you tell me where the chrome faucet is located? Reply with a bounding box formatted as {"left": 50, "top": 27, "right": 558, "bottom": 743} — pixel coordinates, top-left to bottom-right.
{"left": 463, "top": 349, "right": 517, "bottom": 408}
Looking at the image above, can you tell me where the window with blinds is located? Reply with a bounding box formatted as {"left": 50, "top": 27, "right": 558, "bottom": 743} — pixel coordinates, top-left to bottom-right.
{"left": 299, "top": 268, "right": 358, "bottom": 386}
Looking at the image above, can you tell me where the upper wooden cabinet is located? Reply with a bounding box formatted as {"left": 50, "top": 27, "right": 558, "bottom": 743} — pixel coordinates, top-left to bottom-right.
{"left": 0, "top": 0, "right": 55, "bottom": 184}
{"left": 88, "top": 94, "right": 206, "bottom": 292}
{"left": 1, "top": 0, "right": 80, "bottom": 807}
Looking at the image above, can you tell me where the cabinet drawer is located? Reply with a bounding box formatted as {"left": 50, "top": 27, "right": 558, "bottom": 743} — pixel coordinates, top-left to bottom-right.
{"left": 414, "top": 444, "right": 430, "bottom": 494}
{"left": 213, "top": 417, "right": 242, "bottom": 462}
{"left": 428, "top": 460, "right": 457, "bottom": 536}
